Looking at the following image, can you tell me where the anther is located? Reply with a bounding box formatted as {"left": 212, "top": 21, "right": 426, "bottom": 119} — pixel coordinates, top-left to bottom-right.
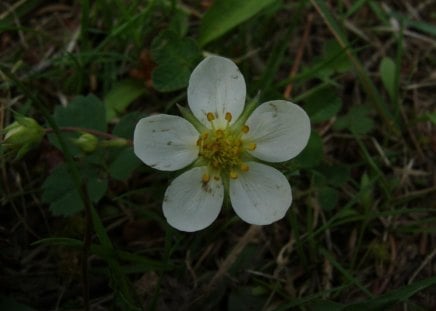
{"left": 225, "top": 112, "right": 232, "bottom": 122}
{"left": 202, "top": 174, "right": 210, "bottom": 183}
{"left": 242, "top": 125, "right": 249, "bottom": 133}
{"left": 229, "top": 171, "right": 238, "bottom": 179}
{"left": 240, "top": 163, "right": 249, "bottom": 172}
{"left": 207, "top": 112, "right": 215, "bottom": 122}
{"left": 247, "top": 142, "right": 257, "bottom": 151}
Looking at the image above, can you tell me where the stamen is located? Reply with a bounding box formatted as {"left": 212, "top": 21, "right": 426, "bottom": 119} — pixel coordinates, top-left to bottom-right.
{"left": 229, "top": 171, "right": 238, "bottom": 179}
{"left": 225, "top": 112, "right": 232, "bottom": 122}
{"left": 242, "top": 125, "right": 249, "bottom": 133}
{"left": 207, "top": 112, "right": 215, "bottom": 122}
{"left": 247, "top": 142, "right": 257, "bottom": 151}
{"left": 202, "top": 174, "right": 210, "bottom": 183}
{"left": 240, "top": 163, "right": 249, "bottom": 172}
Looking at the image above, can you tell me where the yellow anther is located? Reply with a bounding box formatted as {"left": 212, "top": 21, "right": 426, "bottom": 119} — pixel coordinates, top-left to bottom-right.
{"left": 207, "top": 112, "right": 215, "bottom": 122}
{"left": 229, "top": 171, "right": 238, "bottom": 179}
{"left": 242, "top": 125, "right": 249, "bottom": 133}
{"left": 247, "top": 142, "right": 257, "bottom": 151}
{"left": 240, "top": 163, "right": 249, "bottom": 172}
{"left": 225, "top": 112, "right": 232, "bottom": 122}
{"left": 202, "top": 174, "right": 210, "bottom": 183}
{"left": 216, "top": 129, "right": 224, "bottom": 138}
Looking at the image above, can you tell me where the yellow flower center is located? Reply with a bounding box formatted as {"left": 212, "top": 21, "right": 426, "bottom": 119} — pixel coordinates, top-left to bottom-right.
{"left": 197, "top": 112, "right": 256, "bottom": 181}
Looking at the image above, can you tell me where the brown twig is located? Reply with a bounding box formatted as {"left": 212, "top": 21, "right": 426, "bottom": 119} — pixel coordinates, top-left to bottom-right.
{"left": 284, "top": 14, "right": 314, "bottom": 99}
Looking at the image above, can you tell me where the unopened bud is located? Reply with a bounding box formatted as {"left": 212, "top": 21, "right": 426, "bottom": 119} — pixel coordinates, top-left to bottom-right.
{"left": 3, "top": 115, "right": 44, "bottom": 159}
{"left": 73, "top": 133, "right": 98, "bottom": 153}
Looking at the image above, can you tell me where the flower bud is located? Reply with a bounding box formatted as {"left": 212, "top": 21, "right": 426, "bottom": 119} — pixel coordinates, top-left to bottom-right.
{"left": 73, "top": 133, "right": 98, "bottom": 153}
{"left": 3, "top": 115, "right": 45, "bottom": 159}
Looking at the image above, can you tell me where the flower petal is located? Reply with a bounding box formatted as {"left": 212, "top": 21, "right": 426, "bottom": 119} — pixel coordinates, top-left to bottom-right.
{"left": 133, "top": 114, "right": 199, "bottom": 171}
{"left": 163, "top": 167, "right": 224, "bottom": 232}
{"left": 188, "top": 56, "right": 246, "bottom": 128}
{"left": 229, "top": 162, "right": 292, "bottom": 225}
{"left": 244, "top": 100, "right": 311, "bottom": 162}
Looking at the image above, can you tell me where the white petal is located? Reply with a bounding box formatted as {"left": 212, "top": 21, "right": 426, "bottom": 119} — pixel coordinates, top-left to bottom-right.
{"left": 229, "top": 162, "right": 292, "bottom": 225}
{"left": 163, "top": 167, "right": 224, "bottom": 232}
{"left": 133, "top": 114, "right": 199, "bottom": 171}
{"left": 188, "top": 56, "right": 246, "bottom": 128}
{"left": 244, "top": 100, "right": 311, "bottom": 162}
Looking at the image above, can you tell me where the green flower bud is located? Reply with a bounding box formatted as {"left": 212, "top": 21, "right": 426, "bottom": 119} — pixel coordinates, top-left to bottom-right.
{"left": 3, "top": 115, "right": 45, "bottom": 159}
{"left": 73, "top": 133, "right": 98, "bottom": 153}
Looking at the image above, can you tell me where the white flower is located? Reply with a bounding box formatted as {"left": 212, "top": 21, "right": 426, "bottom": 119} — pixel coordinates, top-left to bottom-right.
{"left": 134, "top": 56, "right": 311, "bottom": 232}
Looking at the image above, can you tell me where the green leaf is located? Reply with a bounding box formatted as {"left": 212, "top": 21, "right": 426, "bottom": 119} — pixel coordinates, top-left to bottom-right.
{"left": 42, "top": 164, "right": 107, "bottom": 216}
{"left": 50, "top": 94, "right": 107, "bottom": 155}
{"left": 318, "top": 163, "right": 351, "bottom": 187}
{"left": 109, "top": 148, "right": 142, "bottom": 181}
{"left": 318, "top": 186, "right": 338, "bottom": 211}
{"left": 304, "top": 87, "right": 342, "bottom": 123}
{"left": 423, "top": 112, "right": 436, "bottom": 125}
{"left": 108, "top": 112, "right": 144, "bottom": 180}
{"left": 53, "top": 94, "right": 106, "bottom": 131}
{"left": 198, "top": 0, "right": 277, "bottom": 46}
{"left": 294, "top": 132, "right": 323, "bottom": 168}
{"left": 151, "top": 30, "right": 202, "bottom": 92}
{"left": 379, "top": 57, "right": 397, "bottom": 101}
{"left": 112, "top": 112, "right": 145, "bottom": 138}
{"left": 334, "top": 105, "right": 374, "bottom": 135}
{"left": 104, "top": 79, "right": 146, "bottom": 121}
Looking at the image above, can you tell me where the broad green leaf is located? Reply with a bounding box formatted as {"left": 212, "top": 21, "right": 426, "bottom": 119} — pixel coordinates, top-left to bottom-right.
{"left": 104, "top": 79, "right": 146, "bottom": 121}
{"left": 198, "top": 0, "right": 277, "bottom": 46}
{"left": 50, "top": 94, "right": 107, "bottom": 155}
{"left": 112, "top": 112, "right": 145, "bottom": 138}
{"left": 304, "top": 87, "right": 342, "bottom": 123}
{"left": 151, "top": 30, "right": 201, "bottom": 92}
{"left": 379, "top": 57, "right": 397, "bottom": 101}
{"left": 423, "top": 112, "right": 436, "bottom": 125}
{"left": 294, "top": 132, "right": 323, "bottom": 168}
{"left": 42, "top": 163, "right": 107, "bottom": 216}
{"left": 319, "top": 186, "right": 338, "bottom": 211}
{"left": 53, "top": 94, "right": 106, "bottom": 131}
{"left": 334, "top": 105, "right": 374, "bottom": 135}
{"left": 109, "top": 112, "right": 144, "bottom": 180}
{"left": 318, "top": 163, "right": 351, "bottom": 187}
{"left": 109, "top": 149, "right": 142, "bottom": 181}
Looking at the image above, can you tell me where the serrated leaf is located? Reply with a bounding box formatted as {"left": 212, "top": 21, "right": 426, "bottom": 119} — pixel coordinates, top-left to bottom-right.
{"left": 53, "top": 94, "right": 106, "bottom": 131}
{"left": 334, "top": 105, "right": 374, "bottom": 135}
{"left": 151, "top": 31, "right": 201, "bottom": 92}
{"left": 294, "top": 132, "right": 323, "bottom": 169}
{"left": 112, "top": 112, "right": 145, "bottom": 138}
{"left": 318, "top": 187, "right": 339, "bottom": 211}
{"left": 42, "top": 164, "right": 107, "bottom": 216}
{"left": 104, "top": 80, "right": 146, "bottom": 121}
{"left": 198, "top": 0, "right": 277, "bottom": 46}
{"left": 379, "top": 57, "right": 397, "bottom": 101}
{"left": 109, "top": 149, "right": 142, "bottom": 181}
{"left": 304, "top": 87, "right": 342, "bottom": 123}
{"left": 50, "top": 94, "right": 107, "bottom": 155}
